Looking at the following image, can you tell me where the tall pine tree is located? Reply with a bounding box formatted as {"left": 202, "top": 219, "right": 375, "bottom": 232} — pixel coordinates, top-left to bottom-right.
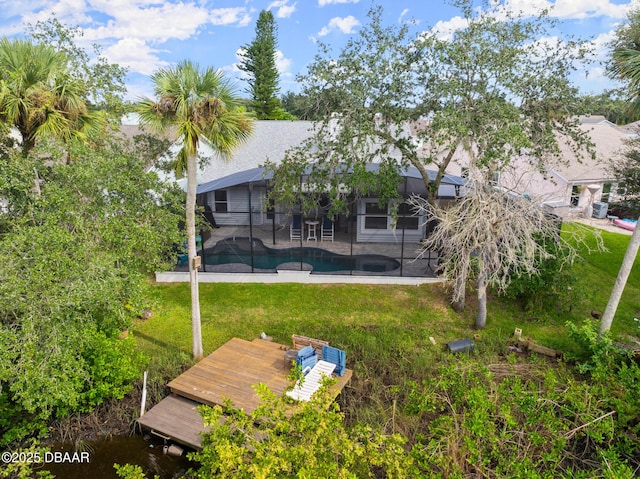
{"left": 239, "top": 10, "right": 283, "bottom": 119}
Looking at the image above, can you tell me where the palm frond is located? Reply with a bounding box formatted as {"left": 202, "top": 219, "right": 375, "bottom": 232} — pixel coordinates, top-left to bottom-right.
{"left": 135, "top": 59, "right": 253, "bottom": 171}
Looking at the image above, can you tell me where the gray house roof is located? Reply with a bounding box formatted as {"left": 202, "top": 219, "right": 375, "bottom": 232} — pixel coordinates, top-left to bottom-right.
{"left": 197, "top": 120, "right": 316, "bottom": 184}
{"left": 197, "top": 163, "right": 465, "bottom": 196}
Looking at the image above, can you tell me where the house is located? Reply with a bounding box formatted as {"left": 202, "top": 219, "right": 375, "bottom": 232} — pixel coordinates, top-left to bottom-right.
{"left": 187, "top": 121, "right": 465, "bottom": 243}
{"left": 446, "top": 116, "right": 633, "bottom": 218}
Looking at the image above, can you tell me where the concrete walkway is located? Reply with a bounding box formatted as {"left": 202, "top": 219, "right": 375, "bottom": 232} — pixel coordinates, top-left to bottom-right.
{"left": 574, "top": 217, "right": 634, "bottom": 236}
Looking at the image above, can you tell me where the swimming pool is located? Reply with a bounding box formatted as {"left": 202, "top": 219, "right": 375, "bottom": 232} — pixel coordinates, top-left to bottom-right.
{"left": 202, "top": 237, "right": 401, "bottom": 273}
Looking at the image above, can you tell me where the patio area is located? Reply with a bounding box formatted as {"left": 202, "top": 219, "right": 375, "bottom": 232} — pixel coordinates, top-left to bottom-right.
{"left": 175, "top": 222, "right": 440, "bottom": 279}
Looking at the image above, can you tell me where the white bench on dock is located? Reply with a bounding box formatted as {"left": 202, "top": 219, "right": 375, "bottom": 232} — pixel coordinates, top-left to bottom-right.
{"left": 286, "top": 360, "right": 336, "bottom": 402}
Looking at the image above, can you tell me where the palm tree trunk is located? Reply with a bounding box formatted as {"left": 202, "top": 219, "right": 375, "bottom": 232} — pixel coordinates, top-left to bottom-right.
{"left": 599, "top": 216, "right": 640, "bottom": 336}
{"left": 186, "top": 153, "right": 204, "bottom": 361}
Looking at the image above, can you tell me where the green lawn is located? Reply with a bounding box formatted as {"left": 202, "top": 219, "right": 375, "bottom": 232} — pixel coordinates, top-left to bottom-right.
{"left": 132, "top": 226, "right": 639, "bottom": 425}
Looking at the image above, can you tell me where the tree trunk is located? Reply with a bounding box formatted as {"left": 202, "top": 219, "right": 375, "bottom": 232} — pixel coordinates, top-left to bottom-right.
{"left": 599, "top": 216, "right": 640, "bottom": 336}
{"left": 475, "top": 257, "right": 487, "bottom": 329}
{"left": 451, "top": 263, "right": 468, "bottom": 313}
{"left": 187, "top": 153, "right": 204, "bottom": 361}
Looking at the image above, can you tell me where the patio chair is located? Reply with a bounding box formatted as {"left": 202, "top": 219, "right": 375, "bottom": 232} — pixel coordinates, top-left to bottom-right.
{"left": 321, "top": 215, "right": 334, "bottom": 242}
{"left": 295, "top": 345, "right": 318, "bottom": 373}
{"left": 286, "top": 360, "right": 336, "bottom": 401}
{"left": 321, "top": 345, "right": 346, "bottom": 376}
{"left": 290, "top": 214, "right": 302, "bottom": 241}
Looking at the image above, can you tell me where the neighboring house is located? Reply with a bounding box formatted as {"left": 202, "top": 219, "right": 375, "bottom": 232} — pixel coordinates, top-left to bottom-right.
{"left": 446, "top": 116, "right": 633, "bottom": 218}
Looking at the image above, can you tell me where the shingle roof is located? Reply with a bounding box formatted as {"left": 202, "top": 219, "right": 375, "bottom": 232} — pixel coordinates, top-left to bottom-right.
{"left": 553, "top": 121, "right": 631, "bottom": 182}
{"left": 197, "top": 120, "right": 316, "bottom": 184}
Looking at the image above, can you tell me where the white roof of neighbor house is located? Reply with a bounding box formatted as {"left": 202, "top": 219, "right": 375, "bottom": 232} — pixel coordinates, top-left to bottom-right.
{"left": 552, "top": 120, "right": 632, "bottom": 182}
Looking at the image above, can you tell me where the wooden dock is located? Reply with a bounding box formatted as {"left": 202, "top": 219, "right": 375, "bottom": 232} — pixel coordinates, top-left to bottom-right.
{"left": 138, "top": 337, "right": 352, "bottom": 450}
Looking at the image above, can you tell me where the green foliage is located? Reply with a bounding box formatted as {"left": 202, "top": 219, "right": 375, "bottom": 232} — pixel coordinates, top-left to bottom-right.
{"left": 610, "top": 135, "right": 640, "bottom": 214}
{"left": 502, "top": 237, "right": 579, "bottom": 313}
{"left": 114, "top": 463, "right": 159, "bottom": 479}
{"left": 0, "top": 139, "right": 183, "bottom": 445}
{"left": 238, "top": 10, "right": 283, "bottom": 120}
{"left": 0, "top": 36, "right": 100, "bottom": 155}
{"left": 566, "top": 320, "right": 640, "bottom": 450}
{"left": 26, "top": 16, "right": 127, "bottom": 116}
{"left": 189, "top": 380, "right": 415, "bottom": 478}
{"left": 279, "top": 91, "right": 319, "bottom": 120}
{"left": 406, "top": 358, "right": 636, "bottom": 477}
{"left": 573, "top": 90, "right": 640, "bottom": 125}
{"left": 608, "top": 6, "right": 640, "bottom": 113}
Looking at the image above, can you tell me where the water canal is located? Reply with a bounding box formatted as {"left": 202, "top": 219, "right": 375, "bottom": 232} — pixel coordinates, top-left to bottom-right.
{"left": 42, "top": 435, "right": 195, "bottom": 479}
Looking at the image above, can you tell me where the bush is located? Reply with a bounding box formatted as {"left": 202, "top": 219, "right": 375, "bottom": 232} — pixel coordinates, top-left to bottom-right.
{"left": 189, "top": 375, "right": 416, "bottom": 478}
{"left": 406, "top": 356, "right": 637, "bottom": 477}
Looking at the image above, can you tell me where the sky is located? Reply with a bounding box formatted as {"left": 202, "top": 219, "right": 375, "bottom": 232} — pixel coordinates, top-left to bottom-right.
{"left": 0, "top": 0, "right": 636, "bottom": 101}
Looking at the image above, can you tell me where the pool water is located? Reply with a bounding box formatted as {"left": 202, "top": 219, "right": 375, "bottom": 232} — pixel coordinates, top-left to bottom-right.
{"left": 202, "top": 237, "right": 400, "bottom": 273}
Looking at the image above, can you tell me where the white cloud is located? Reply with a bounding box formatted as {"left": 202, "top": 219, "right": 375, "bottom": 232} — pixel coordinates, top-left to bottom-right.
{"left": 103, "top": 37, "right": 169, "bottom": 76}
{"left": 268, "top": 0, "right": 297, "bottom": 18}
{"left": 429, "top": 15, "right": 469, "bottom": 41}
{"left": 318, "top": 0, "right": 359, "bottom": 6}
{"left": 210, "top": 7, "right": 252, "bottom": 27}
{"left": 502, "top": 0, "right": 630, "bottom": 20}
{"left": 276, "top": 49, "right": 293, "bottom": 76}
{"left": 80, "top": 2, "right": 209, "bottom": 42}
{"left": 318, "top": 15, "right": 360, "bottom": 36}
{"left": 17, "top": 0, "right": 93, "bottom": 29}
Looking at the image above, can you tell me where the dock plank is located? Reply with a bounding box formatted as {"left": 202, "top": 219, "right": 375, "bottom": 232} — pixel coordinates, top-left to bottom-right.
{"left": 140, "top": 337, "right": 352, "bottom": 450}
{"left": 167, "top": 338, "right": 293, "bottom": 412}
{"left": 137, "top": 395, "right": 211, "bottom": 449}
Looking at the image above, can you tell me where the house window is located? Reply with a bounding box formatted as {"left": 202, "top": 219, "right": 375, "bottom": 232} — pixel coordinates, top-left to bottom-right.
{"left": 364, "top": 202, "right": 388, "bottom": 230}
{"left": 214, "top": 190, "right": 228, "bottom": 213}
{"left": 570, "top": 185, "right": 581, "bottom": 207}
{"left": 601, "top": 182, "right": 612, "bottom": 203}
{"left": 396, "top": 202, "right": 419, "bottom": 230}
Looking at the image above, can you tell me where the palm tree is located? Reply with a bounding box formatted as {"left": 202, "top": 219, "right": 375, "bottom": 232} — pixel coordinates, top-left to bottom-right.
{"left": 137, "top": 60, "right": 253, "bottom": 360}
{"left": 612, "top": 48, "right": 640, "bottom": 113}
{"left": 0, "top": 38, "right": 101, "bottom": 160}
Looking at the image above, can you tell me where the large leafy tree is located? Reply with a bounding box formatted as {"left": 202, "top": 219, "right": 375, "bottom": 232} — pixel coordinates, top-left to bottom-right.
{"left": 273, "top": 2, "right": 590, "bottom": 204}
{"left": 0, "top": 138, "right": 183, "bottom": 445}
{"left": 238, "top": 10, "right": 283, "bottom": 119}
{"left": 137, "top": 61, "right": 253, "bottom": 360}
{"left": 26, "top": 16, "right": 128, "bottom": 117}
{"left": 267, "top": 1, "right": 593, "bottom": 322}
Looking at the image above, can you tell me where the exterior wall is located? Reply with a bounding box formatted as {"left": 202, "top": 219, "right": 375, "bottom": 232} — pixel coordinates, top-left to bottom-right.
{"left": 205, "top": 186, "right": 266, "bottom": 226}
{"left": 355, "top": 199, "right": 425, "bottom": 243}
{"left": 203, "top": 186, "right": 437, "bottom": 243}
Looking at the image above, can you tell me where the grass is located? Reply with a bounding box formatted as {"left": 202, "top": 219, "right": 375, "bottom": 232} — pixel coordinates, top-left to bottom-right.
{"left": 571, "top": 229, "right": 640, "bottom": 337}
{"left": 131, "top": 226, "right": 640, "bottom": 431}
